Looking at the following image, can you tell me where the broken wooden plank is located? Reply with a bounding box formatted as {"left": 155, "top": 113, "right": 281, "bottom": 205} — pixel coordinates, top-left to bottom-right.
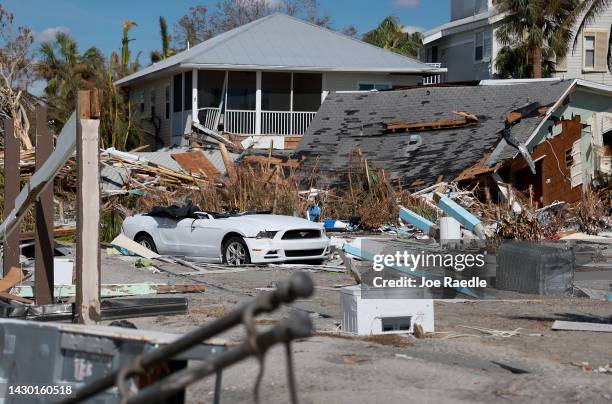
{"left": 386, "top": 111, "right": 478, "bottom": 133}
{"left": 111, "top": 233, "right": 160, "bottom": 259}
{"left": 0, "top": 292, "right": 33, "bottom": 304}
{"left": 552, "top": 320, "right": 612, "bottom": 333}
{"left": 172, "top": 151, "right": 220, "bottom": 178}
{"left": 0, "top": 266, "right": 26, "bottom": 293}
{"left": 12, "top": 283, "right": 205, "bottom": 298}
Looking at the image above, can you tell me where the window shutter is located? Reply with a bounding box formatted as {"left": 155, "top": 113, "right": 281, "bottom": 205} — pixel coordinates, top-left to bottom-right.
{"left": 595, "top": 30, "right": 609, "bottom": 71}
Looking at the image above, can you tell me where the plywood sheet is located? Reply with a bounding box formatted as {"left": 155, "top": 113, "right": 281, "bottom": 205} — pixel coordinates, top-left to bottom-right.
{"left": 172, "top": 151, "right": 220, "bottom": 178}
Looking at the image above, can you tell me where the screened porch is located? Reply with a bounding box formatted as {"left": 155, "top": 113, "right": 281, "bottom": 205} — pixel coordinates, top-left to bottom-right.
{"left": 171, "top": 70, "right": 322, "bottom": 140}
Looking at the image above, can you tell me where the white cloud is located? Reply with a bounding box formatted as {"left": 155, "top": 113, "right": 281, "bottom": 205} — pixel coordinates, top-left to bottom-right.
{"left": 403, "top": 25, "right": 424, "bottom": 34}
{"left": 33, "top": 26, "right": 70, "bottom": 43}
{"left": 391, "top": 0, "right": 420, "bottom": 8}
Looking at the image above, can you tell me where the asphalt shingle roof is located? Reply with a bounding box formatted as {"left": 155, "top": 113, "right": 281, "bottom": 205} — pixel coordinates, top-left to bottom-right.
{"left": 295, "top": 80, "right": 574, "bottom": 188}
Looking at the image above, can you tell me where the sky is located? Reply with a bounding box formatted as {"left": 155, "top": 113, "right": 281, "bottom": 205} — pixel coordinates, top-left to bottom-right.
{"left": 4, "top": 0, "right": 451, "bottom": 60}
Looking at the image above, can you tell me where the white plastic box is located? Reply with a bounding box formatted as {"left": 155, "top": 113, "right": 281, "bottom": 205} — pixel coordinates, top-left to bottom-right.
{"left": 341, "top": 285, "right": 434, "bottom": 335}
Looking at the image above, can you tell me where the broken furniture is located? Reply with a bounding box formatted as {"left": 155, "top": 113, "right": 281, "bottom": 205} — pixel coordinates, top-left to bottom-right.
{"left": 0, "top": 318, "right": 225, "bottom": 403}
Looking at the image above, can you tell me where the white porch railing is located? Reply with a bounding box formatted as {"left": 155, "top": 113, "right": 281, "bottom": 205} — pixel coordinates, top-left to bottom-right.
{"left": 262, "top": 111, "right": 317, "bottom": 135}
{"left": 225, "top": 109, "right": 257, "bottom": 135}
{"left": 198, "top": 107, "right": 222, "bottom": 131}
{"left": 423, "top": 63, "right": 444, "bottom": 85}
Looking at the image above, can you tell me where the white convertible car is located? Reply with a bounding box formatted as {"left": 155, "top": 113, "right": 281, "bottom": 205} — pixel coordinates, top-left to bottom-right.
{"left": 122, "top": 203, "right": 330, "bottom": 265}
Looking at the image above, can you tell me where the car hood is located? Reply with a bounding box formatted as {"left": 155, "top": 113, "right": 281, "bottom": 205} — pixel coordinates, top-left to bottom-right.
{"left": 219, "top": 214, "right": 323, "bottom": 231}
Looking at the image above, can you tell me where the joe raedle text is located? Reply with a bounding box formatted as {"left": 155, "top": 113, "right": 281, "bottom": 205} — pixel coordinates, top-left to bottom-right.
{"left": 372, "top": 276, "right": 488, "bottom": 288}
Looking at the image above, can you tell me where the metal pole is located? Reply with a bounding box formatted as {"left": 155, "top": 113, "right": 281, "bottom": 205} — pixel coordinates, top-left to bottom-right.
{"left": 66, "top": 272, "right": 314, "bottom": 403}
{"left": 126, "top": 311, "right": 313, "bottom": 404}
{"left": 3, "top": 118, "right": 20, "bottom": 275}
{"left": 34, "top": 105, "right": 54, "bottom": 304}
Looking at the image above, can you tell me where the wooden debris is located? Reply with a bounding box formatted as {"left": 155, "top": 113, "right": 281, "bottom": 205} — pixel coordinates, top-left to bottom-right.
{"left": 172, "top": 151, "right": 220, "bottom": 179}
{"left": 386, "top": 111, "right": 478, "bottom": 133}
{"left": 0, "top": 292, "right": 33, "bottom": 304}
{"left": 0, "top": 266, "right": 26, "bottom": 293}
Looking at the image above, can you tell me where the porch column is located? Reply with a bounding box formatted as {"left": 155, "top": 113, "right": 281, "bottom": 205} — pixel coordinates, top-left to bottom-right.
{"left": 192, "top": 68, "right": 199, "bottom": 123}
{"left": 290, "top": 73, "right": 294, "bottom": 136}
{"left": 255, "top": 70, "right": 262, "bottom": 135}
{"left": 321, "top": 72, "right": 329, "bottom": 103}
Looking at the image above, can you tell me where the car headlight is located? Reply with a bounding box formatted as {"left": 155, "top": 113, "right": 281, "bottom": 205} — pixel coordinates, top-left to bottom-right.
{"left": 256, "top": 230, "right": 278, "bottom": 239}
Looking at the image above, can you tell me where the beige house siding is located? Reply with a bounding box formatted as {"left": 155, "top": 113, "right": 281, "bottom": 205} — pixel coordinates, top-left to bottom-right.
{"left": 129, "top": 77, "right": 173, "bottom": 146}
{"left": 553, "top": 9, "right": 612, "bottom": 85}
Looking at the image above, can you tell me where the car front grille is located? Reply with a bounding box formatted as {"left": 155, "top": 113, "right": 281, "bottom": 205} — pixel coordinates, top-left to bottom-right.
{"left": 282, "top": 229, "right": 321, "bottom": 240}
{"left": 284, "top": 249, "right": 325, "bottom": 257}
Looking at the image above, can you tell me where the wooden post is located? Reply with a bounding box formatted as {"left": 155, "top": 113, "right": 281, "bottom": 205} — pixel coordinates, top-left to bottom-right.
{"left": 75, "top": 90, "right": 101, "bottom": 324}
{"left": 34, "top": 106, "right": 54, "bottom": 304}
{"left": 2, "top": 119, "right": 20, "bottom": 276}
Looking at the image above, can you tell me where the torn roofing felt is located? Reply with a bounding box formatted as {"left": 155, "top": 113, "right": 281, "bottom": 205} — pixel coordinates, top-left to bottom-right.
{"left": 295, "top": 80, "right": 574, "bottom": 188}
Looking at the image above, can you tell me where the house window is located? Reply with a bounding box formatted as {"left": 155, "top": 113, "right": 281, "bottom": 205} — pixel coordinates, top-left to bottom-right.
{"left": 426, "top": 46, "right": 438, "bottom": 63}
{"left": 475, "top": 32, "right": 484, "bottom": 62}
{"left": 173, "top": 74, "right": 182, "bottom": 113}
{"left": 183, "top": 71, "right": 193, "bottom": 111}
{"left": 150, "top": 88, "right": 156, "bottom": 117}
{"left": 139, "top": 91, "right": 145, "bottom": 114}
{"left": 584, "top": 35, "right": 595, "bottom": 69}
{"left": 359, "top": 83, "right": 391, "bottom": 91}
{"left": 565, "top": 148, "right": 574, "bottom": 168}
{"left": 165, "top": 86, "right": 170, "bottom": 120}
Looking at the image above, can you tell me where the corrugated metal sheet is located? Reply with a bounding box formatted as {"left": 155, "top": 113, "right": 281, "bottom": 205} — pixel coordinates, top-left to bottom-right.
{"left": 116, "top": 14, "right": 439, "bottom": 86}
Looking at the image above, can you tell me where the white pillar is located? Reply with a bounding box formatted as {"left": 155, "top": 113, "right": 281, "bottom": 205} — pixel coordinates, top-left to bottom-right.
{"left": 255, "top": 70, "right": 262, "bottom": 135}
{"left": 321, "top": 72, "right": 328, "bottom": 104}
{"left": 290, "top": 73, "right": 294, "bottom": 136}
{"left": 192, "top": 68, "right": 199, "bottom": 123}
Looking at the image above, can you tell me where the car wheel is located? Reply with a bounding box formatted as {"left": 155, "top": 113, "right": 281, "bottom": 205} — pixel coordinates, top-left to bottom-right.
{"left": 135, "top": 233, "right": 157, "bottom": 253}
{"left": 222, "top": 237, "right": 251, "bottom": 266}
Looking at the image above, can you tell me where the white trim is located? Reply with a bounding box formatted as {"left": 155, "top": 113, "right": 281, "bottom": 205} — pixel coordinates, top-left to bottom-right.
{"left": 480, "top": 78, "right": 563, "bottom": 85}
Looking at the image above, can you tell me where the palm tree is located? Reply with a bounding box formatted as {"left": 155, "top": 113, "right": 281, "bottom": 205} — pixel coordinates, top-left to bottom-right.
{"left": 496, "top": 0, "right": 579, "bottom": 78}
{"left": 38, "top": 32, "right": 102, "bottom": 129}
{"left": 151, "top": 16, "right": 175, "bottom": 63}
{"left": 362, "top": 16, "right": 422, "bottom": 58}
{"left": 121, "top": 20, "right": 137, "bottom": 75}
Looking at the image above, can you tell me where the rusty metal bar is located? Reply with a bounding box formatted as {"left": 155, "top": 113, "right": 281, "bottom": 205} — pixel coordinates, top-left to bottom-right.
{"left": 126, "top": 311, "right": 313, "bottom": 404}
{"left": 66, "top": 272, "right": 314, "bottom": 403}
{"left": 34, "top": 105, "right": 54, "bottom": 304}
{"left": 2, "top": 119, "right": 20, "bottom": 276}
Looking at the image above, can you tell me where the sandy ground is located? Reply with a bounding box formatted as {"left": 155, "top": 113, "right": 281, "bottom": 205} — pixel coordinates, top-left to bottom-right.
{"left": 91, "top": 249, "right": 612, "bottom": 404}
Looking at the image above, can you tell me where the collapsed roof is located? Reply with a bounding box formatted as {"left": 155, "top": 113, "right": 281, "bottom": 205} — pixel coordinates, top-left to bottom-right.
{"left": 295, "top": 80, "right": 575, "bottom": 188}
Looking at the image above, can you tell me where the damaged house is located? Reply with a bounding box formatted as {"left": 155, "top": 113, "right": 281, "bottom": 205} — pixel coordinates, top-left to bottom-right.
{"left": 115, "top": 13, "right": 445, "bottom": 149}
{"left": 296, "top": 78, "right": 612, "bottom": 206}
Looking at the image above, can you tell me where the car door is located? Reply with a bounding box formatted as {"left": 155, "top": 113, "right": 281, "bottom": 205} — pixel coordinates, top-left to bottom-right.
{"left": 187, "top": 217, "right": 226, "bottom": 258}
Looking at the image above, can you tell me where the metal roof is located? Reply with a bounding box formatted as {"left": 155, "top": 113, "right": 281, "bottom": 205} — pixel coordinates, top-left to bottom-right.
{"left": 295, "top": 80, "right": 575, "bottom": 188}
{"left": 116, "top": 13, "right": 443, "bottom": 87}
